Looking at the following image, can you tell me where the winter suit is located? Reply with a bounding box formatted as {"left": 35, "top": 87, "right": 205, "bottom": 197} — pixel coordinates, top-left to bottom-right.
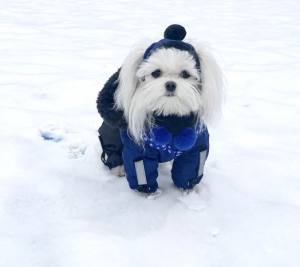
{"left": 97, "top": 70, "right": 209, "bottom": 193}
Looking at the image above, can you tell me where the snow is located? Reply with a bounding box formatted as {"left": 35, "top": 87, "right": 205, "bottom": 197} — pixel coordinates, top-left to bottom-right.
{"left": 1, "top": 0, "right": 300, "bottom": 266}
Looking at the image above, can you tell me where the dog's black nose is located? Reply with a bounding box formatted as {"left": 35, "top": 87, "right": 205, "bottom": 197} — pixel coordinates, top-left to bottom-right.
{"left": 165, "top": 81, "right": 176, "bottom": 92}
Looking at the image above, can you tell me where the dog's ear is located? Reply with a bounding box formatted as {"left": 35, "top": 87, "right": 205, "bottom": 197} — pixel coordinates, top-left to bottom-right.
{"left": 114, "top": 41, "right": 148, "bottom": 119}
{"left": 193, "top": 42, "right": 225, "bottom": 124}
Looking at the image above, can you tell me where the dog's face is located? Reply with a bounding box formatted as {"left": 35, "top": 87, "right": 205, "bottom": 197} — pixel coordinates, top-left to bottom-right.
{"left": 115, "top": 42, "right": 224, "bottom": 142}
{"left": 136, "top": 48, "right": 202, "bottom": 117}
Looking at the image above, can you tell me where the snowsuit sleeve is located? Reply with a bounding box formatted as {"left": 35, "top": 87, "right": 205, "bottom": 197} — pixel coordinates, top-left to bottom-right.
{"left": 96, "top": 69, "right": 127, "bottom": 129}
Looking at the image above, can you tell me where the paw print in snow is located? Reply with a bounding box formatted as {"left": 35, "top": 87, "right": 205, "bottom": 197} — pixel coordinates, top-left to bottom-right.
{"left": 39, "top": 123, "right": 87, "bottom": 159}
{"left": 67, "top": 142, "right": 87, "bottom": 159}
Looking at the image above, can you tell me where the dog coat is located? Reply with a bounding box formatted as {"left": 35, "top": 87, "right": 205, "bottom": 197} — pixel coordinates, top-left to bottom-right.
{"left": 120, "top": 124, "right": 209, "bottom": 191}
{"left": 97, "top": 70, "right": 209, "bottom": 192}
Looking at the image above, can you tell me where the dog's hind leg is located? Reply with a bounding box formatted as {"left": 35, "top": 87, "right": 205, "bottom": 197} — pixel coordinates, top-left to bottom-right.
{"left": 110, "top": 165, "right": 125, "bottom": 177}
{"left": 98, "top": 121, "right": 123, "bottom": 170}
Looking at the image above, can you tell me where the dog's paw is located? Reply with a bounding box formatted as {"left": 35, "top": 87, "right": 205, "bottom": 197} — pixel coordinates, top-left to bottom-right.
{"left": 136, "top": 183, "right": 158, "bottom": 194}
{"left": 110, "top": 165, "right": 125, "bottom": 177}
{"left": 135, "top": 188, "right": 162, "bottom": 199}
{"left": 173, "top": 175, "right": 203, "bottom": 191}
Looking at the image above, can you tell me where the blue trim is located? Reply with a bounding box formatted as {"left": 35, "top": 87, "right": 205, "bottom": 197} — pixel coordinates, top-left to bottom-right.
{"left": 143, "top": 39, "right": 201, "bottom": 70}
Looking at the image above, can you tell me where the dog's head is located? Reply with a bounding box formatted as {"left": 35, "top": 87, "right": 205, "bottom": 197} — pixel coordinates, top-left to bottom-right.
{"left": 115, "top": 25, "right": 224, "bottom": 142}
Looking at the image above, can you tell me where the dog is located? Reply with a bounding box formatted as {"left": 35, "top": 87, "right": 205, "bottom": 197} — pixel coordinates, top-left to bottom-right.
{"left": 97, "top": 24, "right": 224, "bottom": 194}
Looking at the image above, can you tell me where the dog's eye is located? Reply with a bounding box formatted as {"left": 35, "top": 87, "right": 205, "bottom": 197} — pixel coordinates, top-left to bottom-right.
{"left": 180, "top": 70, "right": 191, "bottom": 79}
{"left": 151, "top": 69, "right": 161, "bottom": 78}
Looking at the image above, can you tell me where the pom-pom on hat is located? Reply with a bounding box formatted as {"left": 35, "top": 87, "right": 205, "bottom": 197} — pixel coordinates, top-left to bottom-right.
{"left": 164, "top": 24, "right": 186, "bottom": 40}
{"left": 143, "top": 24, "right": 200, "bottom": 69}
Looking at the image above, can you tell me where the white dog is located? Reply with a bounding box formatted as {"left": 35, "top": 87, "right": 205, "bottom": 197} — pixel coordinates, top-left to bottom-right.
{"left": 97, "top": 24, "right": 224, "bottom": 193}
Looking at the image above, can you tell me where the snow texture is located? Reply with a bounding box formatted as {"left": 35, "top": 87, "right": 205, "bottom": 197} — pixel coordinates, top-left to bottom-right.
{"left": 1, "top": 0, "right": 300, "bottom": 266}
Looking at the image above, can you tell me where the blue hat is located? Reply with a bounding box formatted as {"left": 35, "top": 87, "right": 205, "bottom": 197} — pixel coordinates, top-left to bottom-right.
{"left": 143, "top": 24, "right": 201, "bottom": 69}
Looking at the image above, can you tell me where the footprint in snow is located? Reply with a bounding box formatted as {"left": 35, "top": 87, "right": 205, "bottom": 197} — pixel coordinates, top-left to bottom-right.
{"left": 67, "top": 142, "right": 87, "bottom": 159}
{"left": 39, "top": 124, "right": 87, "bottom": 159}
{"left": 177, "top": 183, "right": 210, "bottom": 212}
{"left": 40, "top": 124, "right": 66, "bottom": 142}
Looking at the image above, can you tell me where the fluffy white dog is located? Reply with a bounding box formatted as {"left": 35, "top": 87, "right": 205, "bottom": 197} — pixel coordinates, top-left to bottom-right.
{"left": 97, "top": 24, "right": 224, "bottom": 194}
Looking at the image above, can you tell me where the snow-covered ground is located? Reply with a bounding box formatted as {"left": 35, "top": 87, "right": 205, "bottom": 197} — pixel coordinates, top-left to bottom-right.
{"left": 1, "top": 0, "right": 300, "bottom": 266}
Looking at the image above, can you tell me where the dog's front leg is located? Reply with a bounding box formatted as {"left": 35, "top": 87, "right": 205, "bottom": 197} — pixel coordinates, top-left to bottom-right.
{"left": 120, "top": 137, "right": 159, "bottom": 194}
{"left": 171, "top": 148, "right": 208, "bottom": 190}
{"left": 123, "top": 155, "right": 159, "bottom": 193}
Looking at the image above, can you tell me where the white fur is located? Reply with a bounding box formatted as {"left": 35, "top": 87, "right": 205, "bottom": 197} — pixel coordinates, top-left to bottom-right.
{"left": 114, "top": 41, "right": 149, "bottom": 117}
{"left": 193, "top": 42, "right": 225, "bottom": 124}
{"left": 115, "top": 42, "right": 224, "bottom": 143}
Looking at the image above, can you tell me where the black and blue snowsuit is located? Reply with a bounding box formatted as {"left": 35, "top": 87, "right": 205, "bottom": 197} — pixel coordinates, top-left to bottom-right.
{"left": 97, "top": 70, "right": 209, "bottom": 193}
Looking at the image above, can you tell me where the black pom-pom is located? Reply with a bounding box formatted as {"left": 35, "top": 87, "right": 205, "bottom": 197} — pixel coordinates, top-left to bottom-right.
{"left": 164, "top": 24, "right": 186, "bottom": 40}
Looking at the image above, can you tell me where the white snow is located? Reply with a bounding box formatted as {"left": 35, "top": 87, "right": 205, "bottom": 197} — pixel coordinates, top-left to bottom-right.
{"left": 1, "top": 0, "right": 300, "bottom": 266}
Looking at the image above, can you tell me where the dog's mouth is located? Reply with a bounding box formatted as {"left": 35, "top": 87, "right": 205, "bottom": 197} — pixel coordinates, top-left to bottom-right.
{"left": 165, "top": 92, "right": 176, "bottom": 97}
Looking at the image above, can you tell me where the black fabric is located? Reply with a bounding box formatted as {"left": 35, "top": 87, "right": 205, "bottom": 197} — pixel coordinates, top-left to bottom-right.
{"left": 98, "top": 121, "right": 123, "bottom": 169}
{"left": 97, "top": 69, "right": 125, "bottom": 169}
{"left": 153, "top": 113, "right": 198, "bottom": 135}
{"left": 96, "top": 69, "right": 127, "bottom": 129}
